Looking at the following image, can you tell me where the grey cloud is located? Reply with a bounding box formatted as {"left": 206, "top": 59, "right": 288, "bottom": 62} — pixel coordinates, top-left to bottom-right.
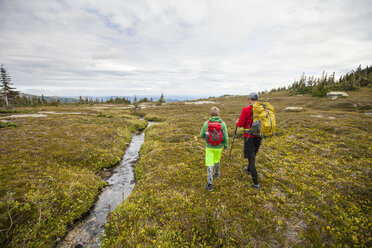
{"left": 0, "top": 0, "right": 371, "bottom": 97}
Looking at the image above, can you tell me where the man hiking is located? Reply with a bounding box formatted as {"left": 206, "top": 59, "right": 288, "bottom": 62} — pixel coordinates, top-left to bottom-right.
{"left": 200, "top": 107, "right": 228, "bottom": 192}
{"left": 236, "top": 92, "right": 262, "bottom": 190}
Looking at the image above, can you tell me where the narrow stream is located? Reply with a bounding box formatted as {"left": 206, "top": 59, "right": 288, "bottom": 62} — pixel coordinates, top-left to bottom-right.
{"left": 58, "top": 122, "right": 154, "bottom": 248}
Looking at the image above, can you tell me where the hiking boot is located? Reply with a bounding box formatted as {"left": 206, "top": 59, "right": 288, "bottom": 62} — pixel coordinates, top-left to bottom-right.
{"left": 205, "top": 183, "right": 214, "bottom": 192}
{"left": 243, "top": 166, "right": 251, "bottom": 175}
{"left": 213, "top": 172, "right": 220, "bottom": 179}
{"left": 251, "top": 184, "right": 260, "bottom": 190}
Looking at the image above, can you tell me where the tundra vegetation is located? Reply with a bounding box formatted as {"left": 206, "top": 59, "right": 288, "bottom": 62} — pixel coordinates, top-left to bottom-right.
{"left": 0, "top": 105, "right": 147, "bottom": 247}
{"left": 0, "top": 86, "right": 371, "bottom": 247}
{"left": 102, "top": 88, "right": 371, "bottom": 247}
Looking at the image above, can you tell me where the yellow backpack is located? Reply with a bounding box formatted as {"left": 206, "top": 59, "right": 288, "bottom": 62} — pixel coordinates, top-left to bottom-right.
{"left": 249, "top": 102, "right": 276, "bottom": 137}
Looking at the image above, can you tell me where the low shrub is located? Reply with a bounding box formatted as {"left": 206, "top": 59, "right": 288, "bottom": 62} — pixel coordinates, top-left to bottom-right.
{"left": 144, "top": 114, "right": 165, "bottom": 122}
{"left": 0, "top": 121, "right": 17, "bottom": 128}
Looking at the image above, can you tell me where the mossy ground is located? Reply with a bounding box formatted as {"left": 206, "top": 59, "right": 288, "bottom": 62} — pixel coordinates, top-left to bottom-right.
{"left": 0, "top": 104, "right": 147, "bottom": 247}
{"left": 102, "top": 89, "right": 371, "bottom": 247}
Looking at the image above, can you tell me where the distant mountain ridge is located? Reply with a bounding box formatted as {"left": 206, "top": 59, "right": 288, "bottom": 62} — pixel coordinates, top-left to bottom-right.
{"left": 18, "top": 93, "right": 204, "bottom": 103}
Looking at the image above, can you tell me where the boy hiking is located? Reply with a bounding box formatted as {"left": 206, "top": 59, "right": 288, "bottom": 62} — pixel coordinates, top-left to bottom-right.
{"left": 236, "top": 92, "right": 262, "bottom": 190}
{"left": 200, "top": 107, "right": 228, "bottom": 191}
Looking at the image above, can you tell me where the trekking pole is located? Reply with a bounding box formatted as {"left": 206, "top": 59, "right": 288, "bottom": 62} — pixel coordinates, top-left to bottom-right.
{"left": 228, "top": 126, "right": 238, "bottom": 164}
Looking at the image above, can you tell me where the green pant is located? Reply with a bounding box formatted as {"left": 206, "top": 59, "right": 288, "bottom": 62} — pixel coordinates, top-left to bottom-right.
{"left": 205, "top": 147, "right": 222, "bottom": 166}
{"left": 205, "top": 148, "right": 222, "bottom": 185}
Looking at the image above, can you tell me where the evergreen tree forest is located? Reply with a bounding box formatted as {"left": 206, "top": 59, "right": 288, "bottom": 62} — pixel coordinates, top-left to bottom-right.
{"left": 2, "top": 64, "right": 370, "bottom": 108}
{"left": 0, "top": 94, "right": 133, "bottom": 108}
{"left": 268, "top": 65, "right": 372, "bottom": 97}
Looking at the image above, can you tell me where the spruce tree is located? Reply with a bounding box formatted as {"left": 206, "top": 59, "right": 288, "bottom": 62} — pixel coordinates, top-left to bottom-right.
{"left": 41, "top": 95, "right": 48, "bottom": 105}
{"left": 133, "top": 95, "right": 139, "bottom": 112}
{"left": 157, "top": 93, "right": 165, "bottom": 105}
{"left": 0, "top": 65, "right": 18, "bottom": 109}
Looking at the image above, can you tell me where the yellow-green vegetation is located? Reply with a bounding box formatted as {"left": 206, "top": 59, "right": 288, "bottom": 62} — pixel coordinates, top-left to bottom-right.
{"left": 144, "top": 114, "right": 166, "bottom": 122}
{"left": 103, "top": 88, "right": 371, "bottom": 247}
{"left": 0, "top": 121, "right": 17, "bottom": 128}
{"left": 0, "top": 104, "right": 147, "bottom": 247}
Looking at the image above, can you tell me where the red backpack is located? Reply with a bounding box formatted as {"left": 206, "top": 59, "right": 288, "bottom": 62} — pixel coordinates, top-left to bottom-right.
{"left": 207, "top": 121, "right": 223, "bottom": 146}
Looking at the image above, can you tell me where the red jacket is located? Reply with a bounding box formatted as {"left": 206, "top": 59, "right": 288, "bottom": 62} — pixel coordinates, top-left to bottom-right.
{"left": 236, "top": 105, "right": 255, "bottom": 138}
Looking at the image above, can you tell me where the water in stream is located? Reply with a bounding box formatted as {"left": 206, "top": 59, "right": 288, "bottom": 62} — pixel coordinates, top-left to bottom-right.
{"left": 58, "top": 123, "right": 152, "bottom": 248}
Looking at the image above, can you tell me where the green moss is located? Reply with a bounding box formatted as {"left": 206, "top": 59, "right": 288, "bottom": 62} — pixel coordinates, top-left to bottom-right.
{"left": 0, "top": 105, "right": 148, "bottom": 247}
{"left": 102, "top": 90, "right": 372, "bottom": 247}
{"left": 1, "top": 92, "right": 371, "bottom": 247}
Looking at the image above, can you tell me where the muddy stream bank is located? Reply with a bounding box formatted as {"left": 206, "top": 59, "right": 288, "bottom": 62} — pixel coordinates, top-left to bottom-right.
{"left": 57, "top": 122, "right": 155, "bottom": 248}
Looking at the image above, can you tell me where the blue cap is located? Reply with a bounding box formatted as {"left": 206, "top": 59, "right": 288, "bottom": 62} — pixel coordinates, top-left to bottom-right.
{"left": 249, "top": 92, "right": 258, "bottom": 100}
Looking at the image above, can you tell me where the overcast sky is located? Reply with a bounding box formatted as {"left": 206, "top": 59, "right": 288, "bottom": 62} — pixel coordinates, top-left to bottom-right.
{"left": 0, "top": 0, "right": 371, "bottom": 97}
